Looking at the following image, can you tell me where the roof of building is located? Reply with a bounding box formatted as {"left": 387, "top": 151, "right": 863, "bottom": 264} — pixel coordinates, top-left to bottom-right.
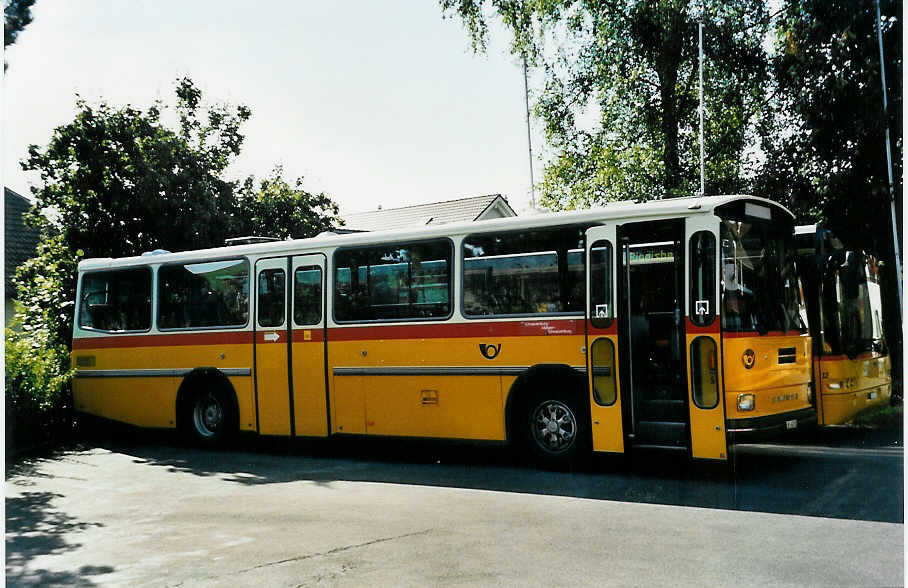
{"left": 342, "top": 194, "right": 515, "bottom": 232}
{"left": 5, "top": 188, "right": 40, "bottom": 298}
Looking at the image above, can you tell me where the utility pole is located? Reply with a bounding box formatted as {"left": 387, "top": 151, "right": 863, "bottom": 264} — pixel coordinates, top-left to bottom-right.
{"left": 523, "top": 54, "right": 536, "bottom": 209}
{"left": 698, "top": 20, "right": 705, "bottom": 196}
{"left": 874, "top": 0, "right": 902, "bottom": 316}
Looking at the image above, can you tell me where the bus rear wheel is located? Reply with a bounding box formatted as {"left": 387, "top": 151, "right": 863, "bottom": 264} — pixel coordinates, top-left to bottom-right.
{"left": 185, "top": 387, "right": 236, "bottom": 448}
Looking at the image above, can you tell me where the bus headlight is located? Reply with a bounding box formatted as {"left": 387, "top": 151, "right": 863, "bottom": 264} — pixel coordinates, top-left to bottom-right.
{"left": 737, "top": 393, "right": 755, "bottom": 411}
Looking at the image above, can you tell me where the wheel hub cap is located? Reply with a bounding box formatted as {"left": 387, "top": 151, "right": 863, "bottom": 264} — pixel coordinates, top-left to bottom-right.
{"left": 532, "top": 400, "right": 577, "bottom": 454}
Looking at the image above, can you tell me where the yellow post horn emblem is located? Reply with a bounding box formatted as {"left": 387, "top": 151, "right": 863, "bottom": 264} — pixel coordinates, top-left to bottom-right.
{"left": 742, "top": 349, "right": 756, "bottom": 369}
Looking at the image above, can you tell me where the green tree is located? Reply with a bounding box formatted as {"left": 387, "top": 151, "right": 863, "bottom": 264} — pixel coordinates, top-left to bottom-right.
{"left": 234, "top": 166, "right": 342, "bottom": 240}
{"left": 757, "top": 0, "right": 903, "bottom": 386}
{"left": 24, "top": 78, "right": 250, "bottom": 260}
{"left": 757, "top": 0, "right": 902, "bottom": 257}
{"left": 12, "top": 78, "right": 343, "bottom": 446}
{"left": 4, "top": 0, "right": 36, "bottom": 70}
{"left": 441, "top": 0, "right": 770, "bottom": 207}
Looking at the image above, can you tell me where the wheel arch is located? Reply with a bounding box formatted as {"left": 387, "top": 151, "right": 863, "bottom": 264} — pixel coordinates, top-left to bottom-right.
{"left": 504, "top": 363, "right": 589, "bottom": 442}
{"left": 175, "top": 367, "right": 240, "bottom": 433}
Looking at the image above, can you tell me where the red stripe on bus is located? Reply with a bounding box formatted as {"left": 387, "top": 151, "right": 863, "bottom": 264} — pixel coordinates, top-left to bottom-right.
{"left": 291, "top": 329, "right": 326, "bottom": 342}
{"left": 327, "top": 319, "right": 586, "bottom": 341}
{"left": 73, "top": 319, "right": 586, "bottom": 349}
{"left": 586, "top": 320, "right": 618, "bottom": 336}
{"left": 72, "top": 331, "right": 255, "bottom": 349}
{"left": 685, "top": 318, "right": 720, "bottom": 334}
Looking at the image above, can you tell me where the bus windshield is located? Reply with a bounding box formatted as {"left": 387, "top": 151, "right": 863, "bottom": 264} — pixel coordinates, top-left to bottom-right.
{"left": 824, "top": 252, "right": 885, "bottom": 356}
{"left": 721, "top": 219, "right": 806, "bottom": 335}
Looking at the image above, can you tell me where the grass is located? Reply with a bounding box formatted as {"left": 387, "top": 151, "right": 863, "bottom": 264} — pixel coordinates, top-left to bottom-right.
{"left": 847, "top": 403, "right": 904, "bottom": 430}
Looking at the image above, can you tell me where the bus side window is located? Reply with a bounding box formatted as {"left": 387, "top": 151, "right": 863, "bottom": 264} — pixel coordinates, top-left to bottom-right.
{"left": 334, "top": 240, "right": 452, "bottom": 323}
{"left": 294, "top": 266, "right": 322, "bottom": 325}
{"left": 258, "top": 269, "right": 286, "bottom": 328}
{"left": 78, "top": 268, "right": 152, "bottom": 332}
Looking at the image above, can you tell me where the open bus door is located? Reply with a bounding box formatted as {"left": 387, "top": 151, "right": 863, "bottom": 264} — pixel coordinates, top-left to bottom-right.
{"left": 586, "top": 219, "right": 727, "bottom": 460}
{"left": 685, "top": 217, "right": 727, "bottom": 460}
{"left": 585, "top": 224, "right": 624, "bottom": 453}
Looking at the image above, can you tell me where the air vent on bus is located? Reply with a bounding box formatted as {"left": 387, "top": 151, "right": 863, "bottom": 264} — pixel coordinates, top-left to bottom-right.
{"left": 141, "top": 249, "right": 171, "bottom": 256}
{"left": 778, "top": 347, "right": 797, "bottom": 364}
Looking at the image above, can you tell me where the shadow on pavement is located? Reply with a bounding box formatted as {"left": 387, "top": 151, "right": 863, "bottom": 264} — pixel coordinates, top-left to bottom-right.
{"left": 5, "top": 489, "right": 114, "bottom": 586}
{"left": 67, "top": 421, "right": 904, "bottom": 524}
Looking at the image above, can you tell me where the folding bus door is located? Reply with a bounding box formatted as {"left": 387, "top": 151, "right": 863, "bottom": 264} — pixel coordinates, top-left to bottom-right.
{"left": 290, "top": 254, "right": 329, "bottom": 437}
{"left": 585, "top": 224, "right": 624, "bottom": 453}
{"left": 254, "top": 256, "right": 293, "bottom": 436}
{"left": 685, "top": 217, "right": 727, "bottom": 460}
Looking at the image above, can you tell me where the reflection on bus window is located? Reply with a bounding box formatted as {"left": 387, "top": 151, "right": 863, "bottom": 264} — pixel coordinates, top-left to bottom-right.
{"left": 589, "top": 242, "right": 613, "bottom": 326}
{"left": 689, "top": 232, "right": 716, "bottom": 326}
{"left": 158, "top": 259, "right": 249, "bottom": 329}
{"left": 720, "top": 220, "right": 805, "bottom": 334}
{"left": 463, "top": 225, "right": 590, "bottom": 317}
{"left": 334, "top": 240, "right": 452, "bottom": 322}
{"left": 294, "top": 267, "right": 322, "bottom": 326}
{"left": 258, "top": 269, "right": 285, "bottom": 328}
{"left": 823, "top": 251, "right": 885, "bottom": 357}
{"left": 79, "top": 268, "right": 152, "bottom": 332}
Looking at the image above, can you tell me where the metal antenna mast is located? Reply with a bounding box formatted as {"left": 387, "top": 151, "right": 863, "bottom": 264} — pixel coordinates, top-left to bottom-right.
{"left": 523, "top": 54, "right": 536, "bottom": 209}
{"left": 874, "top": 0, "right": 902, "bottom": 315}
{"left": 699, "top": 20, "right": 705, "bottom": 196}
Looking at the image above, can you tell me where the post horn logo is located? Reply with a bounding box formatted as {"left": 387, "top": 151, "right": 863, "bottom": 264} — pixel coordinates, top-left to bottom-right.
{"left": 479, "top": 343, "right": 502, "bottom": 360}
{"left": 742, "top": 349, "right": 756, "bottom": 369}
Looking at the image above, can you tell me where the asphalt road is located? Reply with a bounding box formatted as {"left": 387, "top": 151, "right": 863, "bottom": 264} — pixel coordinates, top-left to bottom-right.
{"left": 6, "top": 425, "right": 903, "bottom": 586}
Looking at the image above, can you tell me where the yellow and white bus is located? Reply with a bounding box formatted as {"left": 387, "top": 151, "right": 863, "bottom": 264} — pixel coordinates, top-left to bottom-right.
{"left": 795, "top": 225, "right": 892, "bottom": 424}
{"left": 72, "top": 195, "right": 814, "bottom": 465}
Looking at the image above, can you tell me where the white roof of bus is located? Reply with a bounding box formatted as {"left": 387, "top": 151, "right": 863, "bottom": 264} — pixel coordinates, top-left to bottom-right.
{"left": 78, "top": 194, "right": 792, "bottom": 271}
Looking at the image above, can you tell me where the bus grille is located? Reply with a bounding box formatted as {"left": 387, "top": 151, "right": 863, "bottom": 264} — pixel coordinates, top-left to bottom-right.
{"left": 778, "top": 347, "right": 797, "bottom": 364}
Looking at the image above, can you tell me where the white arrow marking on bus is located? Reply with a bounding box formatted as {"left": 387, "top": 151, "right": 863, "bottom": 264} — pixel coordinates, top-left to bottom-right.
{"left": 264, "top": 332, "right": 280, "bottom": 342}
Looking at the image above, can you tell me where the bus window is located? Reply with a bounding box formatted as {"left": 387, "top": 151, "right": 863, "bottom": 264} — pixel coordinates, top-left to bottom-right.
{"left": 257, "top": 269, "right": 285, "bottom": 328}
{"left": 825, "top": 251, "right": 883, "bottom": 357}
{"left": 589, "top": 241, "right": 613, "bottom": 328}
{"left": 690, "top": 336, "right": 719, "bottom": 408}
{"left": 689, "top": 231, "right": 715, "bottom": 326}
{"left": 333, "top": 239, "right": 452, "bottom": 322}
{"left": 463, "top": 225, "right": 590, "bottom": 317}
{"left": 590, "top": 338, "right": 617, "bottom": 405}
{"left": 158, "top": 259, "right": 249, "bottom": 329}
{"left": 79, "top": 268, "right": 152, "bottom": 332}
{"left": 294, "top": 266, "right": 322, "bottom": 326}
{"left": 720, "top": 220, "right": 804, "bottom": 335}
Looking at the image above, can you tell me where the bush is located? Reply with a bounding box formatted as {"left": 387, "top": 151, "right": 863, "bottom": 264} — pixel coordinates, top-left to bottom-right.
{"left": 5, "top": 323, "right": 74, "bottom": 453}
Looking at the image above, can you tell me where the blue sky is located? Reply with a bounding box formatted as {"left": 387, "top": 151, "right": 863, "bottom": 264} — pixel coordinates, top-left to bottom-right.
{"left": 2, "top": 1, "right": 543, "bottom": 214}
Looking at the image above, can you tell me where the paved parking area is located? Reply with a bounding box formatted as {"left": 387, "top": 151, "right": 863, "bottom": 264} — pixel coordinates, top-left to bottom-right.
{"left": 6, "top": 434, "right": 903, "bottom": 587}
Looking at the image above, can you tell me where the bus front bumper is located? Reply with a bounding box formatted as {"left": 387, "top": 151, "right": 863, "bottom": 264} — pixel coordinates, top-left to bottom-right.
{"left": 726, "top": 408, "right": 817, "bottom": 442}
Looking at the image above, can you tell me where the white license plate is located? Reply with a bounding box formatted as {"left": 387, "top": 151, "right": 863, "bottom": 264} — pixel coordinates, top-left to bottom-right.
{"left": 869, "top": 392, "right": 878, "bottom": 400}
{"left": 786, "top": 419, "right": 798, "bottom": 430}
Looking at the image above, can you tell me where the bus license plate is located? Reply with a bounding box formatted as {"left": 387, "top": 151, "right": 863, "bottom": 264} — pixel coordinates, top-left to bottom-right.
{"left": 786, "top": 419, "right": 798, "bottom": 430}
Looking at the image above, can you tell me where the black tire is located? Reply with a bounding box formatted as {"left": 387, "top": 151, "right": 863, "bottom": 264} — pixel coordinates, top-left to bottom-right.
{"left": 514, "top": 389, "right": 589, "bottom": 469}
{"left": 184, "top": 385, "right": 237, "bottom": 449}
